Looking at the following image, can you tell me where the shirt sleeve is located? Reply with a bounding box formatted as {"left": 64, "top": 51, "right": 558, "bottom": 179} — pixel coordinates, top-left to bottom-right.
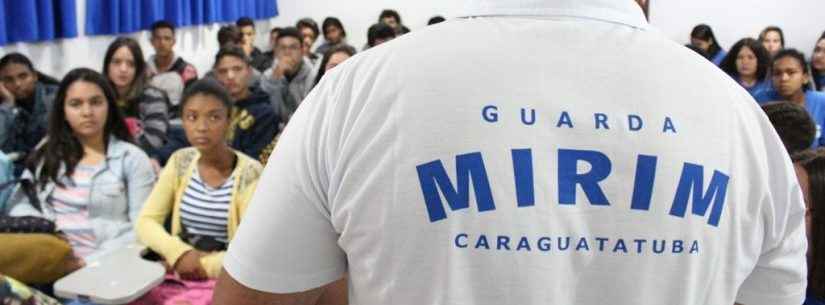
{"left": 223, "top": 72, "right": 347, "bottom": 294}
{"left": 735, "top": 100, "right": 808, "bottom": 305}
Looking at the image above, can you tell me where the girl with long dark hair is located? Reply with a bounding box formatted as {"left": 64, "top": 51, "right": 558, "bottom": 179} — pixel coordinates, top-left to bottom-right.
{"left": 103, "top": 37, "right": 171, "bottom": 156}
{"left": 5, "top": 68, "right": 156, "bottom": 265}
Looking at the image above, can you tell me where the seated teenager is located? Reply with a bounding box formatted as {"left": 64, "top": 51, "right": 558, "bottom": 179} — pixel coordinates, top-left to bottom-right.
{"left": 792, "top": 149, "right": 825, "bottom": 305}
{"left": 297, "top": 18, "right": 321, "bottom": 65}
{"left": 762, "top": 101, "right": 817, "bottom": 155}
{"left": 160, "top": 47, "right": 279, "bottom": 161}
{"left": 261, "top": 27, "right": 317, "bottom": 122}
{"left": 237, "top": 17, "right": 269, "bottom": 72}
{"left": 203, "top": 25, "right": 262, "bottom": 88}
{"left": 147, "top": 21, "right": 198, "bottom": 88}
{"left": 759, "top": 26, "right": 785, "bottom": 58}
{"left": 315, "top": 17, "right": 355, "bottom": 56}
{"left": 134, "top": 79, "right": 263, "bottom": 303}
{"left": 689, "top": 24, "right": 726, "bottom": 65}
{"left": 812, "top": 33, "right": 825, "bottom": 91}
{"left": 5, "top": 68, "right": 156, "bottom": 264}
{"left": 103, "top": 37, "right": 172, "bottom": 157}
{"left": 0, "top": 53, "right": 58, "bottom": 176}
{"left": 719, "top": 38, "right": 772, "bottom": 97}
{"left": 364, "top": 22, "right": 397, "bottom": 50}
{"left": 754, "top": 49, "right": 825, "bottom": 148}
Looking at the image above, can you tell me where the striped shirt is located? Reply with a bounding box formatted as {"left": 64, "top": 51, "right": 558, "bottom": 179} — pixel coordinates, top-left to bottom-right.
{"left": 48, "top": 164, "right": 101, "bottom": 258}
{"left": 180, "top": 169, "right": 233, "bottom": 243}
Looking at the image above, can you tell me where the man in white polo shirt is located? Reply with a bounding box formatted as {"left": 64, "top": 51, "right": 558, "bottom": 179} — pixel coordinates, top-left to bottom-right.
{"left": 213, "top": 1, "right": 808, "bottom": 304}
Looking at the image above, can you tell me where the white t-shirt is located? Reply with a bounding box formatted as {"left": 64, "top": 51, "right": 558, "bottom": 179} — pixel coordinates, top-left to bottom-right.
{"left": 224, "top": 1, "right": 808, "bottom": 304}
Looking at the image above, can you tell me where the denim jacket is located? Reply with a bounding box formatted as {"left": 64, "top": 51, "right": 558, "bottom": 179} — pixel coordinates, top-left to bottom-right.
{"left": 4, "top": 137, "right": 157, "bottom": 262}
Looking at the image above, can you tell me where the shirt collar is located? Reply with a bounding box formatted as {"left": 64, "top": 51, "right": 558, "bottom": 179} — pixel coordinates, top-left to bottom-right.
{"left": 459, "top": 0, "right": 648, "bottom": 29}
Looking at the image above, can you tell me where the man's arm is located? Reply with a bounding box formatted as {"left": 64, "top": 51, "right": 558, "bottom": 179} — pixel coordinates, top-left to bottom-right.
{"left": 213, "top": 269, "right": 347, "bottom": 305}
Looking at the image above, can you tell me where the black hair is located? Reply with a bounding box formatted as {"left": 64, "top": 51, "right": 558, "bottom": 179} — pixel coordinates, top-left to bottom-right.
{"left": 379, "top": 9, "right": 402, "bottom": 24}
{"left": 720, "top": 37, "right": 771, "bottom": 81}
{"left": 236, "top": 17, "right": 255, "bottom": 28}
{"left": 150, "top": 20, "right": 175, "bottom": 36}
{"left": 214, "top": 45, "right": 250, "bottom": 67}
{"left": 180, "top": 78, "right": 233, "bottom": 117}
{"left": 428, "top": 16, "right": 446, "bottom": 25}
{"left": 296, "top": 18, "right": 320, "bottom": 39}
{"left": 796, "top": 148, "right": 825, "bottom": 300}
{"left": 270, "top": 27, "right": 282, "bottom": 35}
{"left": 691, "top": 24, "right": 722, "bottom": 59}
{"left": 314, "top": 44, "right": 356, "bottom": 86}
{"left": 773, "top": 48, "right": 812, "bottom": 91}
{"left": 684, "top": 44, "right": 709, "bottom": 59}
{"left": 761, "top": 101, "right": 817, "bottom": 155}
{"left": 276, "top": 27, "right": 302, "bottom": 45}
{"left": 102, "top": 37, "right": 148, "bottom": 101}
{"left": 28, "top": 68, "right": 132, "bottom": 189}
{"left": 0, "top": 53, "right": 35, "bottom": 73}
{"left": 759, "top": 26, "right": 786, "bottom": 49}
{"left": 322, "top": 17, "right": 346, "bottom": 39}
{"left": 367, "top": 23, "right": 396, "bottom": 48}
{"left": 217, "top": 25, "right": 242, "bottom": 46}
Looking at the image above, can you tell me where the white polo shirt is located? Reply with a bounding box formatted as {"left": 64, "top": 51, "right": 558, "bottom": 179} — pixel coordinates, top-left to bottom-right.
{"left": 224, "top": 1, "right": 808, "bottom": 304}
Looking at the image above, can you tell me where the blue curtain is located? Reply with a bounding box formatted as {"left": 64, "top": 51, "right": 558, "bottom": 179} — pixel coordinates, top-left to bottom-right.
{"left": 0, "top": 0, "right": 78, "bottom": 45}
{"left": 85, "top": 0, "right": 279, "bottom": 36}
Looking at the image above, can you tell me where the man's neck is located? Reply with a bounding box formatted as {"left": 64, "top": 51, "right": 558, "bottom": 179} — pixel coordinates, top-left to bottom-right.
{"left": 739, "top": 74, "right": 757, "bottom": 87}
{"left": 789, "top": 90, "right": 807, "bottom": 106}
{"left": 155, "top": 53, "right": 175, "bottom": 72}
{"left": 234, "top": 89, "right": 250, "bottom": 102}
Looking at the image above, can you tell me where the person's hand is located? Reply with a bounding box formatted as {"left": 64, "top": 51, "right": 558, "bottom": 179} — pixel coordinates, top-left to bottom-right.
{"left": 273, "top": 55, "right": 297, "bottom": 79}
{"left": 0, "top": 83, "right": 14, "bottom": 106}
{"left": 174, "top": 249, "right": 208, "bottom": 281}
{"left": 64, "top": 254, "right": 86, "bottom": 273}
{"left": 150, "top": 158, "right": 162, "bottom": 174}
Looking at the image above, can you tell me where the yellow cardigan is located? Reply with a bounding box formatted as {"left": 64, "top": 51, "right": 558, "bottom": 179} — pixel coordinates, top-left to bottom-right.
{"left": 136, "top": 147, "right": 262, "bottom": 278}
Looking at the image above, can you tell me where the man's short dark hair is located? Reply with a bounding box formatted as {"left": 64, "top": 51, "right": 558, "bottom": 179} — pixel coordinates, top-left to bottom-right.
{"left": 296, "top": 18, "right": 320, "bottom": 39}
{"left": 214, "top": 45, "right": 250, "bottom": 67}
{"left": 379, "top": 9, "right": 402, "bottom": 24}
{"left": 236, "top": 17, "right": 255, "bottom": 28}
{"left": 270, "top": 27, "right": 282, "bottom": 35}
{"left": 428, "top": 16, "right": 446, "bottom": 25}
{"left": 762, "top": 101, "right": 817, "bottom": 155}
{"left": 218, "top": 25, "right": 242, "bottom": 46}
{"left": 150, "top": 20, "right": 175, "bottom": 36}
{"left": 367, "top": 23, "right": 396, "bottom": 47}
{"left": 276, "top": 27, "right": 302, "bottom": 45}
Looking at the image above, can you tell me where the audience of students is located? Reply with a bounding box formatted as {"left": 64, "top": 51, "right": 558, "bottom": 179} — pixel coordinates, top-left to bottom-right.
{"left": 3, "top": 11, "right": 825, "bottom": 304}
{"left": 755, "top": 49, "right": 825, "bottom": 148}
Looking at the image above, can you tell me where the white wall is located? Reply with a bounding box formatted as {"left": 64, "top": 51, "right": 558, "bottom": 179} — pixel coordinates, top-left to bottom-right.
{"left": 1, "top": 0, "right": 824, "bottom": 79}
